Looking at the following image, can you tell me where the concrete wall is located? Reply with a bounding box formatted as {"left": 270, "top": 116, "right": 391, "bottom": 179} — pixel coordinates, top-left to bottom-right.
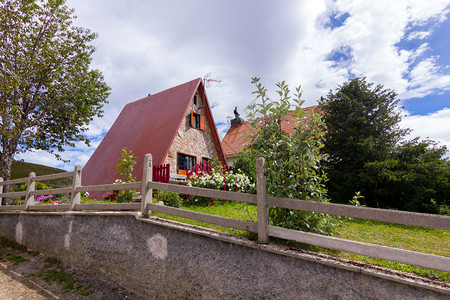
{"left": 0, "top": 211, "right": 448, "bottom": 299}
{"left": 165, "top": 91, "right": 218, "bottom": 174}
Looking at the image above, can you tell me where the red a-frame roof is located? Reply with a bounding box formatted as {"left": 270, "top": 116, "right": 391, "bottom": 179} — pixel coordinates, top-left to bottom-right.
{"left": 82, "top": 78, "right": 226, "bottom": 187}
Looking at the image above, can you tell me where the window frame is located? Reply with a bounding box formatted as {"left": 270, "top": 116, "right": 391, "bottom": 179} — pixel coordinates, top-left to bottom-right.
{"left": 177, "top": 152, "right": 196, "bottom": 174}
{"left": 190, "top": 111, "right": 205, "bottom": 130}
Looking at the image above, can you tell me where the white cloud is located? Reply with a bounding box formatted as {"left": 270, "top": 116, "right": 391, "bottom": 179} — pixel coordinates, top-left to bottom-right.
{"left": 401, "top": 108, "right": 450, "bottom": 156}
{"left": 407, "top": 31, "right": 432, "bottom": 40}
{"left": 14, "top": 0, "right": 450, "bottom": 168}
{"left": 401, "top": 57, "right": 450, "bottom": 99}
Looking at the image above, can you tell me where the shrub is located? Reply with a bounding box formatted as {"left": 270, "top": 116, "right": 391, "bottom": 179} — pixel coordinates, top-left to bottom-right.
{"left": 110, "top": 149, "right": 139, "bottom": 203}
{"left": 155, "top": 191, "right": 182, "bottom": 208}
{"left": 187, "top": 164, "right": 254, "bottom": 205}
{"left": 242, "top": 78, "right": 340, "bottom": 235}
{"left": 13, "top": 181, "right": 52, "bottom": 192}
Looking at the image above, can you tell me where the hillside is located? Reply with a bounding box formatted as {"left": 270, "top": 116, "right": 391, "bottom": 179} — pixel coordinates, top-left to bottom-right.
{"left": 3, "top": 161, "right": 72, "bottom": 189}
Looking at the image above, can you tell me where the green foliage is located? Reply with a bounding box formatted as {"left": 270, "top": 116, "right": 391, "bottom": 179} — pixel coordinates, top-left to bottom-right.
{"left": 188, "top": 163, "right": 254, "bottom": 192}
{"left": 321, "top": 78, "right": 406, "bottom": 206}
{"left": 187, "top": 160, "right": 255, "bottom": 205}
{"left": 10, "top": 161, "right": 71, "bottom": 186}
{"left": 155, "top": 190, "right": 182, "bottom": 208}
{"left": 233, "top": 151, "right": 256, "bottom": 184}
{"left": 13, "top": 181, "right": 52, "bottom": 192}
{"left": 0, "top": 0, "right": 110, "bottom": 186}
{"left": 242, "top": 77, "right": 339, "bottom": 235}
{"left": 113, "top": 148, "right": 138, "bottom": 202}
{"left": 363, "top": 138, "right": 449, "bottom": 213}
{"left": 116, "top": 148, "right": 137, "bottom": 182}
{"left": 116, "top": 188, "right": 138, "bottom": 203}
{"left": 349, "top": 192, "right": 365, "bottom": 207}
{"left": 321, "top": 78, "right": 449, "bottom": 213}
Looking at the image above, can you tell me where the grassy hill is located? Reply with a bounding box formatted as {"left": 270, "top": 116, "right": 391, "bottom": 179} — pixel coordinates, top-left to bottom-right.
{"left": 4, "top": 161, "right": 72, "bottom": 189}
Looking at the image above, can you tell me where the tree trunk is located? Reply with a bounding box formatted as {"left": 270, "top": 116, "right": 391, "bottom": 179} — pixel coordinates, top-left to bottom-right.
{"left": 0, "top": 150, "right": 14, "bottom": 205}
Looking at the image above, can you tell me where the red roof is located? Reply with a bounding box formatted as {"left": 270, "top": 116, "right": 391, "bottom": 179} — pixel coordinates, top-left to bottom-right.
{"left": 82, "top": 78, "right": 225, "bottom": 187}
{"left": 221, "top": 106, "right": 320, "bottom": 156}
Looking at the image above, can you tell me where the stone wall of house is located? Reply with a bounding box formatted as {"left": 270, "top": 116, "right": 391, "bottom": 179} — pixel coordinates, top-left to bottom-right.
{"left": 164, "top": 92, "right": 218, "bottom": 174}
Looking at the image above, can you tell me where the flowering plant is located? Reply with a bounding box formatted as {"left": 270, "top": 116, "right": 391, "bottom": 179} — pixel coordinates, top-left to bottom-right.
{"left": 36, "top": 195, "right": 58, "bottom": 205}
{"left": 188, "top": 169, "right": 254, "bottom": 192}
{"left": 103, "top": 192, "right": 114, "bottom": 201}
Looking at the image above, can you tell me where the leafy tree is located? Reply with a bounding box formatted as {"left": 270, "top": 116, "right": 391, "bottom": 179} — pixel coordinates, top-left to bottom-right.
{"left": 363, "top": 138, "right": 449, "bottom": 213}
{"left": 321, "top": 78, "right": 449, "bottom": 213}
{"left": 0, "top": 0, "right": 110, "bottom": 203}
{"left": 321, "top": 78, "right": 408, "bottom": 207}
{"left": 239, "top": 77, "right": 339, "bottom": 235}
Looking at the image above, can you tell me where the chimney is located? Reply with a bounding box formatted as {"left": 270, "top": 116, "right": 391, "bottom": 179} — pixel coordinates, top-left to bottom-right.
{"left": 230, "top": 106, "right": 244, "bottom": 126}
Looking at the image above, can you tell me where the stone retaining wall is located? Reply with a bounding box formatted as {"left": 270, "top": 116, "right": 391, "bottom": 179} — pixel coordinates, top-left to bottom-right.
{"left": 0, "top": 211, "right": 448, "bottom": 299}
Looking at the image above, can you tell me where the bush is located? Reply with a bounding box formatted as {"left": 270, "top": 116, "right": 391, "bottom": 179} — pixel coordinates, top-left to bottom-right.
{"left": 187, "top": 163, "right": 255, "bottom": 206}
{"left": 110, "top": 149, "right": 139, "bottom": 203}
{"left": 242, "top": 78, "right": 340, "bottom": 236}
{"left": 13, "top": 181, "right": 52, "bottom": 192}
{"left": 155, "top": 191, "right": 181, "bottom": 208}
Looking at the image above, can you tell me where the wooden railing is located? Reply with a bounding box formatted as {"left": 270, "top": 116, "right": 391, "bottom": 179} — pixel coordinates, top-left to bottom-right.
{"left": 0, "top": 154, "right": 449, "bottom": 273}
{"left": 153, "top": 164, "right": 170, "bottom": 183}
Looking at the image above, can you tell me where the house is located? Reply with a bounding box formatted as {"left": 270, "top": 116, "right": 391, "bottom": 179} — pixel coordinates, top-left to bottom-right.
{"left": 221, "top": 106, "right": 320, "bottom": 165}
{"left": 81, "top": 78, "right": 226, "bottom": 189}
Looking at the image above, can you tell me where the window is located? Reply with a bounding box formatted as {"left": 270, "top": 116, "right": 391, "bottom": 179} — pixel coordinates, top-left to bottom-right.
{"left": 190, "top": 111, "right": 205, "bottom": 130}
{"left": 178, "top": 153, "right": 196, "bottom": 173}
{"left": 193, "top": 95, "right": 198, "bottom": 106}
{"left": 192, "top": 112, "right": 200, "bottom": 128}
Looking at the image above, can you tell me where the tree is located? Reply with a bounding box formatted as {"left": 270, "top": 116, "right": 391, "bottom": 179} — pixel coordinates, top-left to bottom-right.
{"left": 321, "top": 78, "right": 408, "bottom": 207}
{"left": 0, "top": 0, "right": 110, "bottom": 203}
{"left": 363, "top": 138, "right": 449, "bottom": 213}
{"left": 236, "top": 78, "right": 338, "bottom": 235}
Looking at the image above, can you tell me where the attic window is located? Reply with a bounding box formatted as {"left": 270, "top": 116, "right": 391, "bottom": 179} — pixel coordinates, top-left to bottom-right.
{"left": 193, "top": 95, "right": 198, "bottom": 106}
{"left": 190, "top": 111, "right": 205, "bottom": 130}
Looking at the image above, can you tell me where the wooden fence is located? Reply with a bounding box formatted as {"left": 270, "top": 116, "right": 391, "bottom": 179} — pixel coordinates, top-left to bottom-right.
{"left": 0, "top": 154, "right": 449, "bottom": 273}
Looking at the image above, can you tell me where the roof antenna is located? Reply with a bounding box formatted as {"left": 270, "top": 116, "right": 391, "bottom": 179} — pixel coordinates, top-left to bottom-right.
{"left": 203, "top": 72, "right": 221, "bottom": 88}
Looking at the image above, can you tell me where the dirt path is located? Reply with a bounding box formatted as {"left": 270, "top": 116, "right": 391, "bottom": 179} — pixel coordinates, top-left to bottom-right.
{"left": 0, "top": 237, "right": 144, "bottom": 300}
{"left": 0, "top": 266, "right": 54, "bottom": 299}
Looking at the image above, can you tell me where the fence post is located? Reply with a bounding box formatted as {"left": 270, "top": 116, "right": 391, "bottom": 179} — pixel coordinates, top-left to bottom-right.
{"left": 70, "top": 165, "right": 82, "bottom": 211}
{"left": 141, "top": 153, "right": 153, "bottom": 214}
{"left": 25, "top": 172, "right": 36, "bottom": 210}
{"left": 256, "top": 157, "right": 269, "bottom": 243}
{"left": 0, "top": 177, "right": 3, "bottom": 206}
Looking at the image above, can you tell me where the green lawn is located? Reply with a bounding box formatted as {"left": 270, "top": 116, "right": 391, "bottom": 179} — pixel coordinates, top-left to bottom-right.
{"left": 152, "top": 201, "right": 449, "bottom": 282}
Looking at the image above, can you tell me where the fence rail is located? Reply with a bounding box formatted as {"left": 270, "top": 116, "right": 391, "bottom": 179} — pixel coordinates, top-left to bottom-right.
{"left": 266, "top": 196, "right": 449, "bottom": 230}
{"left": 0, "top": 153, "right": 449, "bottom": 273}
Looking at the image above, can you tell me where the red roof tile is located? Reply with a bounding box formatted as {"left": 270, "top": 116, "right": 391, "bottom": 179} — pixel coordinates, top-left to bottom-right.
{"left": 221, "top": 106, "right": 320, "bottom": 156}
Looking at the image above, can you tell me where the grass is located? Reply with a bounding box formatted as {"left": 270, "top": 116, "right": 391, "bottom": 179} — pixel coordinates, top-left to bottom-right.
{"left": 33, "top": 257, "right": 92, "bottom": 295}
{"left": 154, "top": 201, "right": 258, "bottom": 240}
{"left": 335, "top": 218, "right": 449, "bottom": 281}
{"left": 151, "top": 200, "right": 450, "bottom": 282}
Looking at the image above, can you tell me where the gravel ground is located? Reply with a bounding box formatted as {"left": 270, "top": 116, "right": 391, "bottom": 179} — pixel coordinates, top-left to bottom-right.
{"left": 0, "top": 240, "right": 144, "bottom": 300}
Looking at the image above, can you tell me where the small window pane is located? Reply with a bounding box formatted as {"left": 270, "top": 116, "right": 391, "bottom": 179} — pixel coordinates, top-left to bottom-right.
{"left": 178, "top": 153, "right": 196, "bottom": 170}
{"left": 192, "top": 113, "right": 200, "bottom": 128}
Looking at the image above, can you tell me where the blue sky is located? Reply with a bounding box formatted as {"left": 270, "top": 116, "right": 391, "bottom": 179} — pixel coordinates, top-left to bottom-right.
{"left": 16, "top": 0, "right": 450, "bottom": 170}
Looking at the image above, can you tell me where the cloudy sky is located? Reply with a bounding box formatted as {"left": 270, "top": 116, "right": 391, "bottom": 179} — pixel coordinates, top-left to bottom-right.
{"left": 17, "top": 0, "right": 450, "bottom": 170}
